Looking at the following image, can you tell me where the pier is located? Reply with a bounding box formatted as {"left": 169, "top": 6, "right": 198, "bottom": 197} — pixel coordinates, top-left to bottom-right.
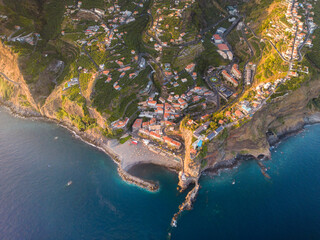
{"left": 171, "top": 180, "right": 200, "bottom": 227}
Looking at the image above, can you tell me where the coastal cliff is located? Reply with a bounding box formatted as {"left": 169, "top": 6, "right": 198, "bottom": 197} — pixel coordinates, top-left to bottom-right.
{"left": 205, "top": 75, "right": 320, "bottom": 172}
{"left": 0, "top": 43, "right": 39, "bottom": 114}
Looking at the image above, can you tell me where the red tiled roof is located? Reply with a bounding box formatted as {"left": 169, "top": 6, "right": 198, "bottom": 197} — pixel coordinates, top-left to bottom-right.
{"left": 217, "top": 44, "right": 229, "bottom": 51}
{"left": 235, "top": 110, "right": 243, "bottom": 117}
{"left": 148, "top": 100, "right": 157, "bottom": 106}
{"left": 150, "top": 131, "right": 162, "bottom": 140}
{"left": 163, "top": 136, "right": 181, "bottom": 148}
{"left": 133, "top": 118, "right": 142, "bottom": 128}
{"left": 213, "top": 34, "right": 222, "bottom": 40}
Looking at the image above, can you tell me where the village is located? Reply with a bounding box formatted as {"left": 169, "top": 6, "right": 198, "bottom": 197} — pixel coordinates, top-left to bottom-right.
{"left": 1, "top": 0, "right": 317, "bottom": 160}
{"left": 127, "top": 0, "right": 317, "bottom": 159}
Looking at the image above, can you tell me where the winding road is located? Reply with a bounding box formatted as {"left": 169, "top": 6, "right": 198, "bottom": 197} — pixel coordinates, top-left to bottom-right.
{"left": 0, "top": 72, "right": 20, "bottom": 86}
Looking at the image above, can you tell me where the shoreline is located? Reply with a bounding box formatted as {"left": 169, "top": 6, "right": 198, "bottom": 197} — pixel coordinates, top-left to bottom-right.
{"left": 202, "top": 113, "right": 320, "bottom": 177}
{"left": 0, "top": 101, "right": 179, "bottom": 192}
{"left": 2, "top": 98, "right": 320, "bottom": 199}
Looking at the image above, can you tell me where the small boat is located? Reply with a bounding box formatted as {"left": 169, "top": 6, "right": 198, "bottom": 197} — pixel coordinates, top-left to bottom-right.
{"left": 54, "top": 136, "right": 58, "bottom": 140}
{"left": 232, "top": 180, "right": 236, "bottom": 185}
{"left": 171, "top": 220, "right": 177, "bottom": 227}
{"left": 66, "top": 181, "right": 72, "bottom": 186}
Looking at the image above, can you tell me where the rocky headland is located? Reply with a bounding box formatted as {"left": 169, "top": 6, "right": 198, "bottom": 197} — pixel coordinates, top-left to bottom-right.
{"left": 204, "top": 74, "right": 320, "bottom": 174}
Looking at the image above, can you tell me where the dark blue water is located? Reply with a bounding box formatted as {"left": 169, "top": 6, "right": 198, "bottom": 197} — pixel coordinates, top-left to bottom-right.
{"left": 0, "top": 107, "right": 319, "bottom": 240}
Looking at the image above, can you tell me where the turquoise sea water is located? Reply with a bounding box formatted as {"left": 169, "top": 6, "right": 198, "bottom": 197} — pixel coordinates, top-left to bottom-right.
{"left": 0, "top": 107, "right": 319, "bottom": 240}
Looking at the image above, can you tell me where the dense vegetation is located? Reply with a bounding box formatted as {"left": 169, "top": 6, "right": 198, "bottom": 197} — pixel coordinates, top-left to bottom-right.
{"left": 307, "top": 29, "right": 320, "bottom": 69}
{"left": 119, "top": 15, "right": 150, "bottom": 53}
{"left": 93, "top": 66, "right": 151, "bottom": 114}
{"left": 242, "top": 0, "right": 281, "bottom": 30}
{"left": 196, "top": 36, "right": 228, "bottom": 74}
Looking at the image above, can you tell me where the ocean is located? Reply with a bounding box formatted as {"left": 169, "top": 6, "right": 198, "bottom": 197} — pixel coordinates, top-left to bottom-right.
{"left": 0, "top": 107, "right": 319, "bottom": 240}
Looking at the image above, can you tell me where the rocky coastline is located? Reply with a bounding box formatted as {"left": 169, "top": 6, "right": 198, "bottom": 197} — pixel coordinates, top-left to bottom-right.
{"left": 4, "top": 88, "right": 320, "bottom": 190}
{"left": 203, "top": 112, "right": 320, "bottom": 178}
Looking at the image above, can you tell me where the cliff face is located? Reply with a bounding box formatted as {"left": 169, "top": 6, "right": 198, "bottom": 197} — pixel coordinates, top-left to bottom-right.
{"left": 40, "top": 83, "right": 107, "bottom": 130}
{"left": 0, "top": 42, "right": 38, "bottom": 113}
{"left": 206, "top": 77, "right": 320, "bottom": 168}
{"left": 0, "top": 42, "right": 107, "bottom": 131}
{"left": 26, "top": 59, "right": 64, "bottom": 106}
{"left": 39, "top": 85, "right": 63, "bottom": 118}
